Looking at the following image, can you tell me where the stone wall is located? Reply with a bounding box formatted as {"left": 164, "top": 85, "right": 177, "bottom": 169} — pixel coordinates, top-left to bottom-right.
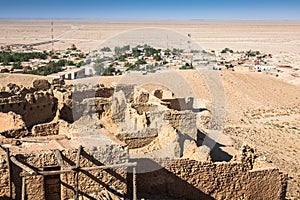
{"left": 0, "top": 112, "right": 27, "bottom": 138}
{"left": 0, "top": 146, "right": 129, "bottom": 200}
{"left": 0, "top": 91, "right": 57, "bottom": 127}
{"left": 0, "top": 152, "right": 287, "bottom": 200}
{"left": 134, "top": 158, "right": 287, "bottom": 200}
{"left": 32, "top": 122, "right": 59, "bottom": 136}
{"left": 164, "top": 110, "right": 197, "bottom": 140}
{"left": 117, "top": 128, "right": 158, "bottom": 149}
{"left": 0, "top": 153, "right": 9, "bottom": 199}
{"left": 23, "top": 91, "right": 57, "bottom": 126}
{"left": 162, "top": 97, "right": 194, "bottom": 111}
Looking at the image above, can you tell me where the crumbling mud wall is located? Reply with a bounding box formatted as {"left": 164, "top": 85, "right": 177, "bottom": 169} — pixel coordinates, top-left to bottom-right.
{"left": 0, "top": 151, "right": 287, "bottom": 200}
{"left": 0, "top": 146, "right": 128, "bottom": 200}
{"left": 23, "top": 91, "right": 57, "bottom": 126}
{"left": 0, "top": 154, "right": 10, "bottom": 198}
{"left": 116, "top": 128, "right": 158, "bottom": 149}
{"left": 105, "top": 85, "right": 198, "bottom": 153}
{"left": 31, "top": 121, "right": 59, "bottom": 136}
{"left": 60, "top": 147, "right": 128, "bottom": 199}
{"left": 164, "top": 110, "right": 197, "bottom": 140}
{"left": 0, "top": 82, "right": 57, "bottom": 127}
{"left": 0, "top": 112, "right": 27, "bottom": 138}
{"left": 54, "top": 84, "right": 114, "bottom": 123}
{"left": 162, "top": 97, "right": 194, "bottom": 111}
{"left": 135, "top": 159, "right": 287, "bottom": 200}
{"left": 0, "top": 81, "right": 288, "bottom": 200}
{"left": 0, "top": 81, "right": 114, "bottom": 134}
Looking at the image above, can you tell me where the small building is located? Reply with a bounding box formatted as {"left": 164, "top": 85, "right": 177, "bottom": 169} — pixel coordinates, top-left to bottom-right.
{"left": 254, "top": 65, "right": 277, "bottom": 71}
{"left": 47, "top": 67, "right": 85, "bottom": 80}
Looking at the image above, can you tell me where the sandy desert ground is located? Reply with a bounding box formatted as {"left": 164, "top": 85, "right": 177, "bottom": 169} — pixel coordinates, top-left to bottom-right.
{"left": 1, "top": 20, "right": 300, "bottom": 54}
{"left": 0, "top": 20, "right": 300, "bottom": 198}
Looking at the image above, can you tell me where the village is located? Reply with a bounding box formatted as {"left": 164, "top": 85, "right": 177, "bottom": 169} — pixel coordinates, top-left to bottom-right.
{"left": 0, "top": 44, "right": 297, "bottom": 81}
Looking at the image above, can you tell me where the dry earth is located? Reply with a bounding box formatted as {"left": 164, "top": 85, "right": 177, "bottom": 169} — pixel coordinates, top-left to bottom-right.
{"left": 1, "top": 20, "right": 300, "bottom": 198}
{"left": 184, "top": 70, "right": 300, "bottom": 199}
{"left": 1, "top": 20, "right": 300, "bottom": 54}
{"left": 1, "top": 70, "right": 299, "bottom": 197}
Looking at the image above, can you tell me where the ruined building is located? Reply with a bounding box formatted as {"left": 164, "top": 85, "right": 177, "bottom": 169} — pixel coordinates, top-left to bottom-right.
{"left": 0, "top": 79, "right": 287, "bottom": 199}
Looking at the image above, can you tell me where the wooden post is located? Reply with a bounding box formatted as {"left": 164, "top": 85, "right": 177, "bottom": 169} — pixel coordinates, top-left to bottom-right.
{"left": 75, "top": 146, "right": 82, "bottom": 167}
{"left": 10, "top": 156, "right": 37, "bottom": 175}
{"left": 6, "top": 148, "right": 12, "bottom": 200}
{"left": 133, "top": 167, "right": 137, "bottom": 200}
{"left": 21, "top": 176, "right": 26, "bottom": 200}
{"left": 0, "top": 145, "right": 12, "bottom": 200}
{"left": 74, "top": 145, "right": 82, "bottom": 200}
{"left": 20, "top": 162, "right": 138, "bottom": 177}
{"left": 55, "top": 150, "right": 66, "bottom": 168}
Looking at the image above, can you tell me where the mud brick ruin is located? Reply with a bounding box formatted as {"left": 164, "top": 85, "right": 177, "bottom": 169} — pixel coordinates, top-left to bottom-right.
{"left": 0, "top": 79, "right": 287, "bottom": 199}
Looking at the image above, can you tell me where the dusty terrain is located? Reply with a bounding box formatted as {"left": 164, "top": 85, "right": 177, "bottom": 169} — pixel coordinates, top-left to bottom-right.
{"left": 96, "top": 69, "right": 300, "bottom": 198}
{"left": 1, "top": 20, "right": 300, "bottom": 54}
{"left": 1, "top": 70, "right": 298, "bottom": 197}
{"left": 1, "top": 20, "right": 300, "bottom": 198}
{"left": 182, "top": 70, "right": 300, "bottom": 198}
{"left": 84, "top": 70, "right": 300, "bottom": 198}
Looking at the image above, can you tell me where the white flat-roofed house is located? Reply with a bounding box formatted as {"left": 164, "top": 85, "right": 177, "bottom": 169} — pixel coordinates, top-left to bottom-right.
{"left": 47, "top": 67, "right": 85, "bottom": 80}
{"left": 254, "top": 65, "right": 277, "bottom": 71}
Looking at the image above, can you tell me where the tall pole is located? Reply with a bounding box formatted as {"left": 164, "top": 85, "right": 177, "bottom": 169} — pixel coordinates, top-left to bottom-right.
{"left": 74, "top": 145, "right": 82, "bottom": 200}
{"left": 188, "top": 33, "right": 191, "bottom": 52}
{"left": 167, "top": 34, "right": 169, "bottom": 50}
{"left": 6, "top": 148, "right": 12, "bottom": 199}
{"left": 21, "top": 176, "right": 26, "bottom": 200}
{"left": 188, "top": 33, "right": 193, "bottom": 66}
{"left": 133, "top": 167, "right": 137, "bottom": 200}
{"left": 51, "top": 21, "right": 54, "bottom": 54}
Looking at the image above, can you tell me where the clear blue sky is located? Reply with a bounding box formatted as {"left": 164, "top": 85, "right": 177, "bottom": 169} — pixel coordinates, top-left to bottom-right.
{"left": 1, "top": 0, "right": 300, "bottom": 20}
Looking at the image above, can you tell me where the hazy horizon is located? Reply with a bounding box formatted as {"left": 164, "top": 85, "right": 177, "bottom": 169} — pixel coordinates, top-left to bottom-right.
{"left": 1, "top": 18, "right": 300, "bottom": 22}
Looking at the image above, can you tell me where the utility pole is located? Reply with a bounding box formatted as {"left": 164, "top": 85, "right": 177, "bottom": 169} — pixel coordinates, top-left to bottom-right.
{"left": 167, "top": 34, "right": 169, "bottom": 49}
{"left": 51, "top": 21, "right": 54, "bottom": 54}
{"left": 188, "top": 33, "right": 193, "bottom": 66}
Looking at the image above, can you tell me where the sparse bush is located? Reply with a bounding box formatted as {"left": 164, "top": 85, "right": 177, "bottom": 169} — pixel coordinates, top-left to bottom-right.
{"left": 12, "top": 62, "right": 22, "bottom": 70}
{"left": 221, "top": 48, "right": 234, "bottom": 53}
{"left": 70, "top": 44, "right": 77, "bottom": 51}
{"left": 118, "top": 55, "right": 126, "bottom": 62}
{"left": 154, "top": 54, "right": 162, "bottom": 61}
{"left": 103, "top": 65, "right": 116, "bottom": 76}
{"left": 93, "top": 63, "right": 104, "bottom": 75}
{"left": 246, "top": 50, "right": 260, "bottom": 57}
{"left": 125, "top": 62, "right": 137, "bottom": 71}
{"left": 101, "top": 47, "right": 112, "bottom": 52}
{"left": 136, "top": 58, "right": 147, "bottom": 66}
{"left": 26, "top": 61, "right": 63, "bottom": 76}
{"left": 179, "top": 65, "right": 193, "bottom": 70}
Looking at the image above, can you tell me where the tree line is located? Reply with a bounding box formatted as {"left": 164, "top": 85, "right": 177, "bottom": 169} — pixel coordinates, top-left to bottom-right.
{"left": 0, "top": 52, "right": 47, "bottom": 65}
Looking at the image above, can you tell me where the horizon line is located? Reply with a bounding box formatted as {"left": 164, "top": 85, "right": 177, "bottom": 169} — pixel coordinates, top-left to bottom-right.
{"left": 0, "top": 17, "right": 300, "bottom": 22}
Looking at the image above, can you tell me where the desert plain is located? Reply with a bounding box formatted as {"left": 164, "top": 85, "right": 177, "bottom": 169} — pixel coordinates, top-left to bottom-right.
{"left": 0, "top": 20, "right": 300, "bottom": 199}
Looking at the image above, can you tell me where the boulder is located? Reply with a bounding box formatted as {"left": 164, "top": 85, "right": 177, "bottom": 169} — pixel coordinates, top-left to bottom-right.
{"left": 32, "top": 79, "right": 50, "bottom": 90}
